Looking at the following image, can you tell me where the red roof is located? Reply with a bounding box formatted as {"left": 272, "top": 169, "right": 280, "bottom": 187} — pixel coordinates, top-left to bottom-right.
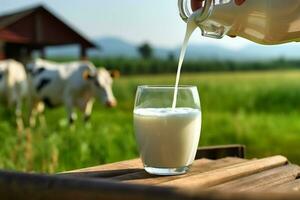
{"left": 0, "top": 5, "right": 97, "bottom": 48}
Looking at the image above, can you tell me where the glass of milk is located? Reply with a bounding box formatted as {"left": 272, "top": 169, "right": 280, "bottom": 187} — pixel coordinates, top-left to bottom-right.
{"left": 134, "top": 85, "right": 201, "bottom": 175}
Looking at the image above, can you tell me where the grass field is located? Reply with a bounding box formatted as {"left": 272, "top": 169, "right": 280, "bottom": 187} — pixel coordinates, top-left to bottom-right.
{"left": 1, "top": 70, "right": 300, "bottom": 173}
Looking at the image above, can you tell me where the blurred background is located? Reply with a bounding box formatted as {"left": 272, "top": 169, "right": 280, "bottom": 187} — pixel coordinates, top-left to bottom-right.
{"left": 1, "top": 0, "right": 300, "bottom": 173}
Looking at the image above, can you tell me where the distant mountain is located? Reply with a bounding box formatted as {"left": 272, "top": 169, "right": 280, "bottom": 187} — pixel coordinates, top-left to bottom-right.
{"left": 177, "top": 42, "right": 300, "bottom": 61}
{"left": 90, "top": 37, "right": 172, "bottom": 58}
{"left": 240, "top": 43, "right": 300, "bottom": 60}
{"left": 89, "top": 37, "right": 138, "bottom": 57}
{"left": 45, "top": 36, "right": 300, "bottom": 61}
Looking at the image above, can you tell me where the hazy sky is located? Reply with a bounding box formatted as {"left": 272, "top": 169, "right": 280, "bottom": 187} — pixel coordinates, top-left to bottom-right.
{"left": 0, "top": 0, "right": 252, "bottom": 49}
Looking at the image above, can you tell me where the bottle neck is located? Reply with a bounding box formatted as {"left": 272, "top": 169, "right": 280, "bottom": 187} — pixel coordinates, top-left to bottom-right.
{"left": 178, "top": 0, "right": 232, "bottom": 39}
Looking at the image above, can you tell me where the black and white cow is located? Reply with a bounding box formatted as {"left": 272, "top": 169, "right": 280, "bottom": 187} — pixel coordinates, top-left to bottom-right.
{"left": 27, "top": 59, "right": 117, "bottom": 124}
{"left": 0, "top": 59, "right": 28, "bottom": 128}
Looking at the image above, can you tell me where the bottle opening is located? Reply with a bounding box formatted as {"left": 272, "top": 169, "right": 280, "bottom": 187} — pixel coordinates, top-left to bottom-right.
{"left": 191, "top": 0, "right": 232, "bottom": 11}
{"left": 191, "top": 0, "right": 204, "bottom": 11}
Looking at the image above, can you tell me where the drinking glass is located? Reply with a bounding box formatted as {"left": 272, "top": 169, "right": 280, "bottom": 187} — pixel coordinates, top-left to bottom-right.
{"left": 134, "top": 85, "right": 201, "bottom": 175}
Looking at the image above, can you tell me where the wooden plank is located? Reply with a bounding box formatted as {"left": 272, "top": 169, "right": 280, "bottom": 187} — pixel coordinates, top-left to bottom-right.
{"left": 2, "top": 156, "right": 300, "bottom": 200}
{"left": 210, "top": 164, "right": 300, "bottom": 192}
{"left": 2, "top": 169, "right": 300, "bottom": 200}
{"left": 115, "top": 158, "right": 246, "bottom": 185}
{"left": 61, "top": 145, "right": 245, "bottom": 177}
{"left": 178, "top": 190, "right": 300, "bottom": 200}
{"left": 0, "top": 169, "right": 180, "bottom": 200}
{"left": 61, "top": 159, "right": 143, "bottom": 178}
{"left": 270, "top": 179, "right": 300, "bottom": 193}
{"left": 195, "top": 145, "right": 245, "bottom": 159}
{"left": 113, "top": 159, "right": 212, "bottom": 183}
{"left": 159, "top": 155, "right": 288, "bottom": 190}
{"left": 67, "top": 158, "right": 143, "bottom": 172}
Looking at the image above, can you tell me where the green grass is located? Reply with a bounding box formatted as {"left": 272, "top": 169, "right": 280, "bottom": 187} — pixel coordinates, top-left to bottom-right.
{"left": 1, "top": 70, "right": 300, "bottom": 173}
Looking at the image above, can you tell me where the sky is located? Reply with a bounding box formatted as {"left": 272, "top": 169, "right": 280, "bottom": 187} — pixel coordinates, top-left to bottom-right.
{"left": 0, "top": 0, "right": 253, "bottom": 49}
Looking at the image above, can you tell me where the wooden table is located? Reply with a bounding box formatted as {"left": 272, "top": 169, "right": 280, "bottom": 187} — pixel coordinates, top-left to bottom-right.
{"left": 1, "top": 145, "right": 300, "bottom": 200}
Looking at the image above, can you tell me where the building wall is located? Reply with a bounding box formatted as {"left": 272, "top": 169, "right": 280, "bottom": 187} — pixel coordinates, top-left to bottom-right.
{"left": 0, "top": 41, "right": 4, "bottom": 60}
{"left": 4, "top": 43, "right": 32, "bottom": 63}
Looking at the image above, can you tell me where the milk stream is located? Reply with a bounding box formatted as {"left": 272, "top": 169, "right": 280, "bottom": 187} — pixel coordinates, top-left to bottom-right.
{"left": 172, "top": 20, "right": 197, "bottom": 109}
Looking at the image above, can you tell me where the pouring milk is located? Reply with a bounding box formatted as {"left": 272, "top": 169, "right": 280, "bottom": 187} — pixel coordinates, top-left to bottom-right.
{"left": 172, "top": 20, "right": 197, "bottom": 108}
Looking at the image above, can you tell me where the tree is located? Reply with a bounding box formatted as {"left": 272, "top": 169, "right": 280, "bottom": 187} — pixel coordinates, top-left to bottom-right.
{"left": 138, "top": 43, "right": 153, "bottom": 59}
{"left": 168, "top": 51, "right": 176, "bottom": 61}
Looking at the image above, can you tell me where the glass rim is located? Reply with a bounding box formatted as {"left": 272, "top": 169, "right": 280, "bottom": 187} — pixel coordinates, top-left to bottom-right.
{"left": 137, "top": 85, "right": 198, "bottom": 89}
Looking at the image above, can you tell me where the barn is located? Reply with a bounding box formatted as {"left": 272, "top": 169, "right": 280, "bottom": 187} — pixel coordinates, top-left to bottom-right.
{"left": 0, "top": 5, "right": 97, "bottom": 62}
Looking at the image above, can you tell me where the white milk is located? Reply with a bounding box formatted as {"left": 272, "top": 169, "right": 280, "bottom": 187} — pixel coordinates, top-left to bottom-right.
{"left": 172, "top": 20, "right": 197, "bottom": 109}
{"left": 134, "top": 108, "right": 201, "bottom": 168}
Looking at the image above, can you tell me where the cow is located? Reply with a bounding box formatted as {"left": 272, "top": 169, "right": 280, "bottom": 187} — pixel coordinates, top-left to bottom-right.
{"left": 0, "top": 59, "right": 28, "bottom": 129}
{"left": 27, "top": 59, "right": 117, "bottom": 124}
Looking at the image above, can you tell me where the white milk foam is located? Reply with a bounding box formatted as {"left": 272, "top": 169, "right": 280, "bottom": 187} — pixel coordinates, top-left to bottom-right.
{"left": 134, "top": 108, "right": 201, "bottom": 168}
{"left": 172, "top": 20, "right": 197, "bottom": 109}
{"left": 134, "top": 107, "right": 200, "bottom": 116}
